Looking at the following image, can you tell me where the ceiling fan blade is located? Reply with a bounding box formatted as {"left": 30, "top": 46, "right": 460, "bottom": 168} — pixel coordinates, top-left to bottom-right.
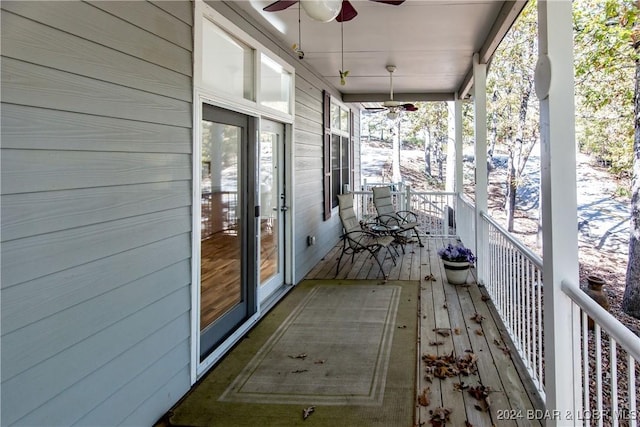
{"left": 336, "top": 0, "right": 358, "bottom": 22}
{"left": 369, "top": 0, "right": 405, "bottom": 5}
{"left": 365, "top": 107, "right": 387, "bottom": 112}
{"left": 402, "top": 103, "right": 418, "bottom": 111}
{"left": 263, "top": 0, "right": 298, "bottom": 12}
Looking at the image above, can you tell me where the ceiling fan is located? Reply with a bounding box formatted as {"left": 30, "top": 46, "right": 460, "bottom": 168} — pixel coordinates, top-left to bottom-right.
{"left": 366, "top": 65, "right": 418, "bottom": 119}
{"left": 263, "top": 0, "right": 405, "bottom": 23}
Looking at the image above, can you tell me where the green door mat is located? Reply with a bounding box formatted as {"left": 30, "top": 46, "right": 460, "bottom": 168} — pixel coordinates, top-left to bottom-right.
{"left": 170, "top": 279, "right": 418, "bottom": 427}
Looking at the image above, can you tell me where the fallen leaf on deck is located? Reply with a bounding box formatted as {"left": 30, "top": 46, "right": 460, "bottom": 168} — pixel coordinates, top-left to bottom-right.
{"left": 398, "top": 325, "right": 407, "bottom": 329}
{"left": 481, "top": 294, "right": 491, "bottom": 302}
{"left": 314, "top": 359, "right": 326, "bottom": 364}
{"left": 465, "top": 422, "right": 474, "bottom": 427}
{"left": 418, "top": 387, "right": 431, "bottom": 406}
{"left": 468, "top": 384, "right": 493, "bottom": 412}
{"left": 433, "top": 328, "right": 451, "bottom": 337}
{"left": 493, "top": 339, "right": 511, "bottom": 355}
{"left": 474, "top": 329, "right": 484, "bottom": 336}
{"left": 471, "top": 313, "right": 485, "bottom": 324}
{"left": 424, "top": 368, "right": 434, "bottom": 383}
{"left": 429, "top": 407, "right": 451, "bottom": 427}
{"left": 422, "top": 352, "right": 478, "bottom": 379}
{"left": 453, "top": 328, "right": 461, "bottom": 335}
{"left": 302, "top": 406, "right": 315, "bottom": 420}
{"left": 429, "top": 341, "right": 444, "bottom": 346}
{"left": 291, "top": 369, "right": 308, "bottom": 374}
{"left": 289, "top": 353, "right": 308, "bottom": 360}
{"left": 442, "top": 303, "right": 448, "bottom": 309}
{"left": 424, "top": 274, "right": 436, "bottom": 281}
{"left": 453, "top": 382, "right": 469, "bottom": 392}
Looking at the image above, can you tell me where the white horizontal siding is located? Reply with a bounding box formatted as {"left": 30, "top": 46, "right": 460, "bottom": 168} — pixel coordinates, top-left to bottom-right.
{"left": 0, "top": 1, "right": 193, "bottom": 426}
{"left": 3, "top": 289, "right": 191, "bottom": 426}
{"left": 2, "top": 104, "right": 192, "bottom": 153}
{"left": 1, "top": 1, "right": 192, "bottom": 75}
{"left": 1, "top": 234, "right": 191, "bottom": 334}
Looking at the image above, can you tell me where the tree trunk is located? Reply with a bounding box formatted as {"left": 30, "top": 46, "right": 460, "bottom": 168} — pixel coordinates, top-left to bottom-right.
{"left": 391, "top": 123, "right": 402, "bottom": 183}
{"left": 424, "top": 129, "right": 432, "bottom": 177}
{"left": 506, "top": 148, "right": 516, "bottom": 232}
{"left": 437, "top": 142, "right": 444, "bottom": 182}
{"left": 623, "top": 47, "right": 640, "bottom": 318}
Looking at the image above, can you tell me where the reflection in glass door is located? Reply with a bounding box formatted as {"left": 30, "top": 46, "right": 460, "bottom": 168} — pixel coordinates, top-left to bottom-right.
{"left": 259, "top": 120, "right": 285, "bottom": 301}
{"left": 199, "top": 104, "right": 256, "bottom": 360}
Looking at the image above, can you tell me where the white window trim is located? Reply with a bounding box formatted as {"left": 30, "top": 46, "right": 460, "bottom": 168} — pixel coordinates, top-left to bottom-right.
{"left": 191, "top": 0, "right": 296, "bottom": 383}
{"left": 328, "top": 98, "right": 352, "bottom": 210}
{"left": 194, "top": 1, "right": 295, "bottom": 123}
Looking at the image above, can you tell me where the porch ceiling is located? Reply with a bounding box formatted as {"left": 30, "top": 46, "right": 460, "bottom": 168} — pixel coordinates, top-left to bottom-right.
{"left": 232, "top": 0, "right": 527, "bottom": 104}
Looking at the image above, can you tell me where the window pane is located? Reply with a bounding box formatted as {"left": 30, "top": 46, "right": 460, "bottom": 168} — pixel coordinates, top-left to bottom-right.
{"left": 341, "top": 135, "right": 350, "bottom": 187}
{"left": 331, "top": 134, "right": 341, "bottom": 207}
{"left": 200, "top": 120, "right": 241, "bottom": 331}
{"left": 202, "top": 18, "right": 254, "bottom": 100}
{"left": 331, "top": 104, "right": 340, "bottom": 129}
{"left": 260, "top": 54, "right": 291, "bottom": 113}
{"left": 340, "top": 108, "right": 349, "bottom": 132}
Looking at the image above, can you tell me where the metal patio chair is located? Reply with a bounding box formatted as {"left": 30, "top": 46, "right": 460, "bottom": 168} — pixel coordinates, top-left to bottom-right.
{"left": 336, "top": 193, "right": 396, "bottom": 279}
{"left": 371, "top": 185, "right": 424, "bottom": 247}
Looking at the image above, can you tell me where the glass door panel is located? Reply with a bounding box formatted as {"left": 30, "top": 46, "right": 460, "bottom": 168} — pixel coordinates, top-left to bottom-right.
{"left": 200, "top": 122, "right": 241, "bottom": 330}
{"left": 259, "top": 120, "right": 285, "bottom": 300}
{"left": 199, "top": 104, "right": 256, "bottom": 360}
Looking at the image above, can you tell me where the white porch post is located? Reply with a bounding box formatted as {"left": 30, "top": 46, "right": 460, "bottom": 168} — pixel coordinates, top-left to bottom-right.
{"left": 473, "top": 54, "right": 488, "bottom": 285}
{"left": 537, "top": 1, "right": 581, "bottom": 424}
{"left": 446, "top": 97, "right": 464, "bottom": 194}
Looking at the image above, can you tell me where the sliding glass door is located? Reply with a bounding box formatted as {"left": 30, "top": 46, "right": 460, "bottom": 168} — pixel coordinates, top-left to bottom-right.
{"left": 199, "top": 104, "right": 257, "bottom": 360}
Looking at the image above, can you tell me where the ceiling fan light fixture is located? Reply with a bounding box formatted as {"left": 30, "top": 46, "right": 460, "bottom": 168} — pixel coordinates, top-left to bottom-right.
{"left": 300, "top": 0, "right": 342, "bottom": 22}
{"left": 387, "top": 111, "right": 399, "bottom": 121}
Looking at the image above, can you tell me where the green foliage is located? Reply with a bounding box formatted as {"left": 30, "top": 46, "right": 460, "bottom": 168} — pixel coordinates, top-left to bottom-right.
{"left": 615, "top": 185, "right": 632, "bottom": 198}
{"left": 486, "top": 1, "right": 539, "bottom": 150}
{"left": 574, "top": 0, "right": 638, "bottom": 175}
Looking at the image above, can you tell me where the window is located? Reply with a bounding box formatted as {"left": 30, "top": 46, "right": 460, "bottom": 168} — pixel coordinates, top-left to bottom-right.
{"left": 195, "top": 4, "right": 295, "bottom": 121}
{"left": 260, "top": 53, "right": 292, "bottom": 114}
{"left": 201, "top": 18, "right": 254, "bottom": 100}
{"left": 323, "top": 91, "right": 352, "bottom": 219}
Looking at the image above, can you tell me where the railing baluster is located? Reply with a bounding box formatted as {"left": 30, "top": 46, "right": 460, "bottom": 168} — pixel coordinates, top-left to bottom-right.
{"left": 583, "top": 310, "right": 590, "bottom": 426}
{"left": 629, "top": 353, "right": 637, "bottom": 427}
{"left": 610, "top": 337, "right": 618, "bottom": 427}
{"left": 519, "top": 252, "right": 524, "bottom": 353}
{"left": 596, "top": 324, "right": 603, "bottom": 427}
{"left": 526, "top": 260, "right": 532, "bottom": 370}
{"left": 537, "top": 268, "right": 543, "bottom": 392}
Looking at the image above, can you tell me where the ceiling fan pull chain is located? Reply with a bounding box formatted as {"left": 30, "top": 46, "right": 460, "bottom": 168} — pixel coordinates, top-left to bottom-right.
{"left": 293, "top": 4, "right": 304, "bottom": 59}
{"left": 339, "top": 20, "right": 349, "bottom": 85}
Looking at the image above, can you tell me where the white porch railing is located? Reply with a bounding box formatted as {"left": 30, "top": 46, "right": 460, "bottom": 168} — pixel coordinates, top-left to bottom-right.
{"left": 352, "top": 187, "right": 457, "bottom": 236}
{"left": 479, "top": 211, "right": 546, "bottom": 399}
{"left": 477, "top": 206, "right": 639, "bottom": 425}
{"left": 562, "top": 282, "right": 640, "bottom": 427}
{"left": 456, "top": 194, "right": 476, "bottom": 254}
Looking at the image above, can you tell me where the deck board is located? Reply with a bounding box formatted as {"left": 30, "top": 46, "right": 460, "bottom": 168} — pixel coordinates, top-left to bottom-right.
{"left": 306, "top": 236, "right": 543, "bottom": 426}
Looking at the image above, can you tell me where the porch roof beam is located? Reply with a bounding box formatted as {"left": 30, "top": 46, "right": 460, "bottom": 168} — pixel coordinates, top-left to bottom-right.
{"left": 458, "top": 0, "right": 528, "bottom": 99}
{"left": 341, "top": 92, "right": 455, "bottom": 103}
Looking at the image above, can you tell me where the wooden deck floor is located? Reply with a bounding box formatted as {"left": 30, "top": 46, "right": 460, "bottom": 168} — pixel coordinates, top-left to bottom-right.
{"left": 305, "top": 237, "right": 544, "bottom": 427}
